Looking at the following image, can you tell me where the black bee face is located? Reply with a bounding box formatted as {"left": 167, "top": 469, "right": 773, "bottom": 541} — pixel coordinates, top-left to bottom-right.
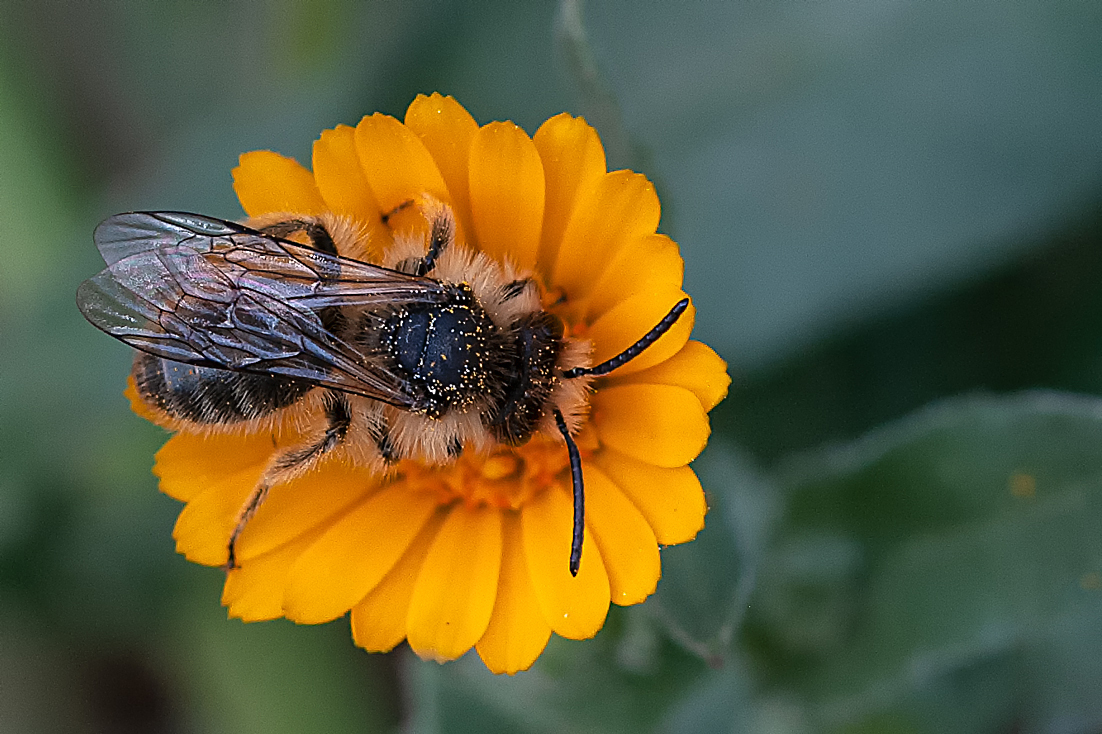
{"left": 485, "top": 311, "right": 565, "bottom": 446}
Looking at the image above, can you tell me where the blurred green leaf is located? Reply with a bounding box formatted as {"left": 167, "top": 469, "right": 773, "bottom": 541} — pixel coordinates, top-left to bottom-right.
{"left": 170, "top": 597, "right": 395, "bottom": 734}
{"left": 578, "top": 2, "right": 1102, "bottom": 367}
{"left": 748, "top": 391, "right": 1102, "bottom": 733}
{"left": 653, "top": 444, "right": 779, "bottom": 663}
{"left": 405, "top": 609, "right": 715, "bottom": 734}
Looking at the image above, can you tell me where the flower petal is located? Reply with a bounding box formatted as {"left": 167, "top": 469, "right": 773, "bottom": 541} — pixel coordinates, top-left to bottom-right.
{"left": 592, "top": 384, "right": 710, "bottom": 468}
{"left": 476, "top": 512, "right": 553, "bottom": 675}
{"left": 468, "top": 121, "right": 545, "bottom": 270}
{"left": 354, "top": 113, "right": 450, "bottom": 215}
{"left": 552, "top": 170, "right": 660, "bottom": 304}
{"left": 233, "top": 150, "right": 326, "bottom": 217}
{"left": 283, "top": 484, "right": 440, "bottom": 624}
{"left": 234, "top": 463, "right": 382, "bottom": 563}
{"left": 587, "top": 290, "right": 695, "bottom": 376}
{"left": 404, "top": 93, "right": 479, "bottom": 245}
{"left": 593, "top": 449, "right": 706, "bottom": 546}
{"left": 584, "top": 465, "right": 661, "bottom": 606}
{"left": 610, "top": 340, "right": 731, "bottom": 412}
{"left": 407, "top": 504, "right": 503, "bottom": 662}
{"left": 532, "top": 113, "right": 606, "bottom": 276}
{"left": 351, "top": 509, "right": 447, "bottom": 653}
{"left": 222, "top": 524, "right": 328, "bottom": 622}
{"left": 312, "top": 124, "right": 388, "bottom": 259}
{"left": 522, "top": 486, "right": 610, "bottom": 640}
{"left": 154, "top": 431, "right": 273, "bottom": 503}
{"left": 583, "top": 233, "right": 684, "bottom": 320}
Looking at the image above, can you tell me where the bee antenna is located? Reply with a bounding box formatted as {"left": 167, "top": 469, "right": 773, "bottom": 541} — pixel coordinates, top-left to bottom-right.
{"left": 563, "top": 298, "right": 690, "bottom": 379}
{"left": 554, "top": 409, "right": 585, "bottom": 577}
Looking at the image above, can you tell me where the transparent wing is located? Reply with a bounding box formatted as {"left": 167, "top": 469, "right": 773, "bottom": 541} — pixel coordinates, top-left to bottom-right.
{"left": 78, "top": 211, "right": 450, "bottom": 405}
{"left": 93, "top": 211, "right": 447, "bottom": 309}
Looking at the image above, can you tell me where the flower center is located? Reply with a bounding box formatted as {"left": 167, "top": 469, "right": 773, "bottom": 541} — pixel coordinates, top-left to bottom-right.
{"left": 394, "top": 435, "right": 571, "bottom": 510}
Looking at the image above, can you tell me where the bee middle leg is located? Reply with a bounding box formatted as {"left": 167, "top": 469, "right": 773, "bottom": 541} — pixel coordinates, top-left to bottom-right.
{"left": 382, "top": 196, "right": 456, "bottom": 277}
{"left": 416, "top": 200, "right": 455, "bottom": 276}
{"left": 225, "top": 389, "right": 352, "bottom": 570}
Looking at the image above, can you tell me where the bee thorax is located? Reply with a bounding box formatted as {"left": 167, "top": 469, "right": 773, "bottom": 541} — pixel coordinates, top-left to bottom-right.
{"left": 380, "top": 284, "right": 502, "bottom": 419}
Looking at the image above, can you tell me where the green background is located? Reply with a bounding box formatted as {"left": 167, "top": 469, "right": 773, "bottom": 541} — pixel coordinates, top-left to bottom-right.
{"left": 1, "top": 1, "right": 1101, "bottom": 732}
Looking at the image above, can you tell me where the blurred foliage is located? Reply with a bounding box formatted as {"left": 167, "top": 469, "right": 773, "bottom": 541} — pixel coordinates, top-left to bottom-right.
{"left": 1, "top": 1, "right": 1101, "bottom": 732}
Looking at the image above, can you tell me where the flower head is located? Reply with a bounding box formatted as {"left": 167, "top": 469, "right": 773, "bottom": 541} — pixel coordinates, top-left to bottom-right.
{"left": 133, "top": 94, "right": 729, "bottom": 673}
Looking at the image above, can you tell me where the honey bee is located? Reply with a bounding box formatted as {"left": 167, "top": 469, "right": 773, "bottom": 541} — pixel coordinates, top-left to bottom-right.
{"left": 77, "top": 201, "right": 688, "bottom": 575}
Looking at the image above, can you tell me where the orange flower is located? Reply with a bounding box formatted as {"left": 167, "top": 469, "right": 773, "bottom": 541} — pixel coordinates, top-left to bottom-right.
{"left": 133, "top": 94, "right": 729, "bottom": 674}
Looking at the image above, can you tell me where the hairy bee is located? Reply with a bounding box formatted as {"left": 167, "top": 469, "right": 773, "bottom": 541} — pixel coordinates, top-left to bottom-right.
{"left": 77, "top": 201, "right": 688, "bottom": 575}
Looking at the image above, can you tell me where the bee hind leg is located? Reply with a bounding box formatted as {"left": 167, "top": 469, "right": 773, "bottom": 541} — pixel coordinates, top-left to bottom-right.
{"left": 224, "top": 390, "right": 352, "bottom": 570}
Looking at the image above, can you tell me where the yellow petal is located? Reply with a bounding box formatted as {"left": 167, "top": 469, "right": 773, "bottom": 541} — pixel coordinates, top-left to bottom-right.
{"left": 222, "top": 524, "right": 328, "bottom": 622}
{"left": 552, "top": 170, "right": 660, "bottom": 303}
{"left": 404, "top": 93, "right": 479, "bottom": 246}
{"left": 283, "top": 484, "right": 440, "bottom": 624}
{"left": 584, "top": 465, "right": 661, "bottom": 606}
{"left": 233, "top": 150, "right": 327, "bottom": 217}
{"left": 476, "top": 512, "right": 553, "bottom": 675}
{"left": 353, "top": 113, "right": 450, "bottom": 215}
{"left": 311, "top": 124, "right": 388, "bottom": 259}
{"left": 407, "top": 504, "right": 503, "bottom": 662}
{"left": 351, "top": 509, "right": 447, "bottom": 653}
{"left": 172, "top": 464, "right": 265, "bottom": 566}
{"left": 532, "top": 113, "right": 606, "bottom": 276}
{"left": 592, "top": 384, "right": 710, "bottom": 468}
{"left": 583, "top": 233, "right": 684, "bottom": 320}
{"left": 593, "top": 449, "right": 706, "bottom": 546}
{"left": 610, "top": 340, "right": 731, "bottom": 412}
{"left": 233, "top": 463, "right": 382, "bottom": 563}
{"left": 468, "top": 121, "right": 545, "bottom": 270}
{"left": 522, "top": 486, "right": 610, "bottom": 639}
{"left": 154, "top": 431, "right": 274, "bottom": 503}
{"left": 587, "top": 290, "right": 695, "bottom": 376}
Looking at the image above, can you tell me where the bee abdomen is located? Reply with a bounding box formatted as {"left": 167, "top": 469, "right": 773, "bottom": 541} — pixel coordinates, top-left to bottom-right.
{"left": 133, "top": 353, "right": 313, "bottom": 424}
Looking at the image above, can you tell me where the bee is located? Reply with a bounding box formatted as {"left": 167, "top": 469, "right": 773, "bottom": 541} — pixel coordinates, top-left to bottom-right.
{"left": 77, "top": 200, "right": 688, "bottom": 575}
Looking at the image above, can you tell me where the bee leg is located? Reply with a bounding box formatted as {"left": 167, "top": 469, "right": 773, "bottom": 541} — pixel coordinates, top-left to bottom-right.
{"left": 369, "top": 415, "right": 400, "bottom": 464}
{"left": 501, "top": 278, "right": 534, "bottom": 302}
{"left": 224, "top": 390, "right": 352, "bottom": 570}
{"left": 554, "top": 409, "right": 585, "bottom": 577}
{"left": 416, "top": 200, "right": 455, "bottom": 276}
{"left": 258, "top": 219, "right": 338, "bottom": 256}
{"left": 446, "top": 436, "right": 463, "bottom": 459}
{"left": 381, "top": 196, "right": 456, "bottom": 276}
{"left": 225, "top": 481, "right": 272, "bottom": 571}
{"left": 381, "top": 199, "right": 415, "bottom": 225}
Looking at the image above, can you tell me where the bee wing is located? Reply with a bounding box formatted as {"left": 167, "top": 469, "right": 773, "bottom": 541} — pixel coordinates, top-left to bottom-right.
{"left": 79, "top": 211, "right": 450, "bottom": 406}
{"left": 93, "top": 212, "right": 445, "bottom": 309}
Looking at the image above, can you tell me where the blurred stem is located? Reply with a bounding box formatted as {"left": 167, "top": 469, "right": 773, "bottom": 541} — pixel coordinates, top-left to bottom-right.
{"left": 649, "top": 549, "right": 761, "bottom": 669}
{"left": 554, "top": 0, "right": 636, "bottom": 170}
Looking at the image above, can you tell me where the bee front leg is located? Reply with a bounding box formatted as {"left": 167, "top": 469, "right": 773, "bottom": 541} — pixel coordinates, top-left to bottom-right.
{"left": 224, "top": 390, "right": 352, "bottom": 570}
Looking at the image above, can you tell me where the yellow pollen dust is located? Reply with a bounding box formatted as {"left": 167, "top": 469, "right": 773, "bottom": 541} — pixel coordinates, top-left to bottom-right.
{"left": 395, "top": 436, "right": 571, "bottom": 511}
